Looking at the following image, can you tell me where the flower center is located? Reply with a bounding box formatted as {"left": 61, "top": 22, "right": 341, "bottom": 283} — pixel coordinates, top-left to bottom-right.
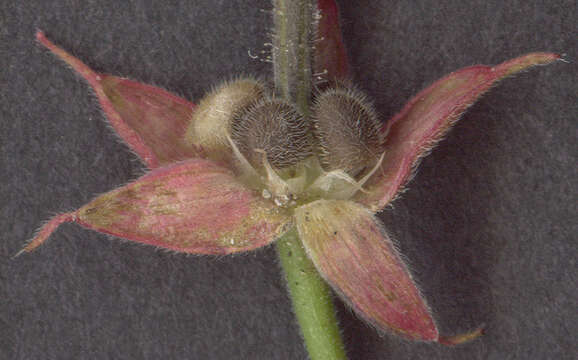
{"left": 230, "top": 137, "right": 384, "bottom": 209}
{"left": 226, "top": 84, "right": 385, "bottom": 209}
{"left": 186, "top": 78, "right": 386, "bottom": 209}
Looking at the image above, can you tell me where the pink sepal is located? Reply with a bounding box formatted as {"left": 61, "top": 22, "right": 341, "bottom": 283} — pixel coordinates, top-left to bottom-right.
{"left": 21, "top": 159, "right": 290, "bottom": 255}
{"left": 295, "top": 199, "right": 438, "bottom": 341}
{"left": 357, "top": 53, "right": 561, "bottom": 211}
{"left": 37, "top": 31, "right": 199, "bottom": 169}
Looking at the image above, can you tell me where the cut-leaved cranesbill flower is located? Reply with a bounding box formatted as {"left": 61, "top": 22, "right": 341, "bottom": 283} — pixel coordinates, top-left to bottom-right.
{"left": 23, "top": 0, "right": 559, "bottom": 349}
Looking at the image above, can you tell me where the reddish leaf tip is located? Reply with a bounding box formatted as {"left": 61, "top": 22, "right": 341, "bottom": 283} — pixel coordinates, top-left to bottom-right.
{"left": 494, "top": 52, "right": 562, "bottom": 78}
{"left": 438, "top": 326, "right": 485, "bottom": 346}
{"left": 36, "top": 32, "right": 155, "bottom": 167}
{"left": 35, "top": 29, "right": 46, "bottom": 42}
{"left": 557, "top": 53, "right": 570, "bottom": 63}
{"left": 16, "top": 212, "right": 77, "bottom": 257}
{"left": 36, "top": 31, "right": 200, "bottom": 168}
{"left": 36, "top": 30, "right": 99, "bottom": 83}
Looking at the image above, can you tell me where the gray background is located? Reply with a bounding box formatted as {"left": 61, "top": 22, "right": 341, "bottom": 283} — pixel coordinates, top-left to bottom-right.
{"left": 1, "top": 0, "right": 576, "bottom": 359}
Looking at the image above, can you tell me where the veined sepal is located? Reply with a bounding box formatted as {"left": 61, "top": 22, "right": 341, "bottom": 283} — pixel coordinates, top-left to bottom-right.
{"left": 36, "top": 31, "right": 198, "bottom": 169}
{"left": 295, "top": 199, "right": 438, "bottom": 340}
{"left": 358, "top": 52, "right": 562, "bottom": 212}
{"left": 294, "top": 199, "right": 483, "bottom": 344}
{"left": 20, "top": 159, "right": 292, "bottom": 255}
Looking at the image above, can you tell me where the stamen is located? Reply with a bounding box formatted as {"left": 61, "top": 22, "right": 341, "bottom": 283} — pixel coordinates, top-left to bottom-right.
{"left": 357, "top": 152, "right": 386, "bottom": 188}
{"left": 226, "top": 135, "right": 261, "bottom": 181}
{"left": 284, "top": 159, "right": 311, "bottom": 195}
{"left": 255, "top": 149, "right": 291, "bottom": 199}
{"left": 311, "top": 170, "right": 366, "bottom": 194}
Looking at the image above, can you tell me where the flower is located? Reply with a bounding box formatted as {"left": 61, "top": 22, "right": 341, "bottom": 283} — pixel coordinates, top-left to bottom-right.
{"left": 23, "top": 2, "right": 559, "bottom": 346}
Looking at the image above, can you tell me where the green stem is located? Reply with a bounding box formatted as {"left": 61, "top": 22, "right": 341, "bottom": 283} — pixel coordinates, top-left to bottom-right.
{"left": 272, "top": 2, "right": 347, "bottom": 358}
{"left": 276, "top": 229, "right": 347, "bottom": 360}
{"left": 272, "top": 0, "right": 313, "bottom": 112}
{"left": 273, "top": 0, "right": 347, "bottom": 360}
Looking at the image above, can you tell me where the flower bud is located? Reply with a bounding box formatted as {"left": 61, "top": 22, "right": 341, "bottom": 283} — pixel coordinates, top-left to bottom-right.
{"left": 184, "top": 78, "right": 266, "bottom": 162}
{"left": 231, "top": 99, "right": 312, "bottom": 171}
{"left": 311, "top": 87, "right": 384, "bottom": 176}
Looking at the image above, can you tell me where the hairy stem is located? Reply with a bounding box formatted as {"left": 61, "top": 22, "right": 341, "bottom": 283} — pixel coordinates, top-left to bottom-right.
{"left": 272, "top": 0, "right": 314, "bottom": 113}
{"left": 273, "top": 1, "right": 347, "bottom": 359}
{"left": 276, "top": 229, "right": 347, "bottom": 360}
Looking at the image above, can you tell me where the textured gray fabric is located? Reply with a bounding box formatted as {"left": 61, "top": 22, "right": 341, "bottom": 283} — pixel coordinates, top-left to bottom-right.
{"left": 1, "top": 1, "right": 575, "bottom": 359}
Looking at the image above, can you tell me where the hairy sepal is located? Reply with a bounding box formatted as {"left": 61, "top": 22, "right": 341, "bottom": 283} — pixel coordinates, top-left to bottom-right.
{"left": 357, "top": 53, "right": 560, "bottom": 211}
{"left": 295, "top": 199, "right": 439, "bottom": 341}
{"left": 37, "top": 31, "right": 198, "bottom": 169}
{"left": 21, "top": 159, "right": 291, "bottom": 255}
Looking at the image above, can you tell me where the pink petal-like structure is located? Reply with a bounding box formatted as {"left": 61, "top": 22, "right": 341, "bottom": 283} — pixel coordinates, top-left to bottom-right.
{"left": 36, "top": 31, "right": 198, "bottom": 169}
{"left": 358, "top": 53, "right": 560, "bottom": 211}
{"left": 295, "top": 199, "right": 438, "bottom": 341}
{"left": 21, "top": 159, "right": 291, "bottom": 255}
{"left": 315, "top": 0, "right": 350, "bottom": 82}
